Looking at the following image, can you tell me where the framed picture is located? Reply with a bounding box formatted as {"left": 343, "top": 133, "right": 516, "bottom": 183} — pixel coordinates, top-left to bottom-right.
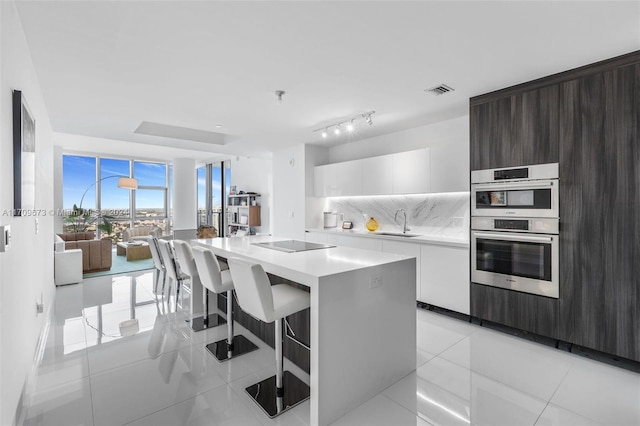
{"left": 13, "top": 90, "right": 36, "bottom": 216}
{"left": 229, "top": 185, "right": 237, "bottom": 195}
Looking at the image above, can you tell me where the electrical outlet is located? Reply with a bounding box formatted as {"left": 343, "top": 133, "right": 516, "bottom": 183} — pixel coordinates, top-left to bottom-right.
{"left": 369, "top": 274, "right": 382, "bottom": 289}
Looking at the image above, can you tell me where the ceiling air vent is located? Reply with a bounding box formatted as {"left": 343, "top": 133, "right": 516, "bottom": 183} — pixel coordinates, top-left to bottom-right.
{"left": 425, "top": 84, "right": 455, "bottom": 96}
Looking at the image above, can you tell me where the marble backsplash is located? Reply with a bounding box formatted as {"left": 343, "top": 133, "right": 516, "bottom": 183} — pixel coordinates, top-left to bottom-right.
{"left": 325, "top": 193, "right": 470, "bottom": 240}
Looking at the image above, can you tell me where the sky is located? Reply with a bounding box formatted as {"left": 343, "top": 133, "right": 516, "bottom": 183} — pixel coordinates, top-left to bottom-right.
{"left": 63, "top": 155, "right": 169, "bottom": 210}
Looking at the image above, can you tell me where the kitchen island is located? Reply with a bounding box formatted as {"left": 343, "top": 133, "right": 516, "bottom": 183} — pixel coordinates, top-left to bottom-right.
{"left": 191, "top": 235, "right": 416, "bottom": 426}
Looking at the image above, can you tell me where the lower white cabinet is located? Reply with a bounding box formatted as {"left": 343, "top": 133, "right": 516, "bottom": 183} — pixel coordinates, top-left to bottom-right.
{"left": 305, "top": 231, "right": 328, "bottom": 244}
{"left": 420, "top": 244, "right": 470, "bottom": 315}
{"left": 326, "top": 234, "right": 382, "bottom": 251}
{"left": 305, "top": 231, "right": 470, "bottom": 314}
{"left": 382, "top": 240, "right": 422, "bottom": 300}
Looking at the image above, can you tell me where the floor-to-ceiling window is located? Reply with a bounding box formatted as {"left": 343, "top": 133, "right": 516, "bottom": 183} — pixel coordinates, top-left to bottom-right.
{"left": 62, "top": 154, "right": 171, "bottom": 242}
{"left": 196, "top": 162, "right": 230, "bottom": 236}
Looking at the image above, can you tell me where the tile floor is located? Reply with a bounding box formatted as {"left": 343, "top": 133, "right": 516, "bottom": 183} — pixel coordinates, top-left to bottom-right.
{"left": 24, "top": 271, "right": 640, "bottom": 426}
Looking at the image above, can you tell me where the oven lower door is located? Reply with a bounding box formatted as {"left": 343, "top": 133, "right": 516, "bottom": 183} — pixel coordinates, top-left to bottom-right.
{"left": 471, "top": 231, "right": 559, "bottom": 298}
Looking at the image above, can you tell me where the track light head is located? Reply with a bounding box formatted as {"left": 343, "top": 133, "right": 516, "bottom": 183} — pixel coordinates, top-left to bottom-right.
{"left": 321, "top": 129, "right": 328, "bottom": 138}
{"left": 346, "top": 120, "right": 354, "bottom": 132}
{"left": 334, "top": 126, "right": 341, "bottom": 135}
{"left": 275, "top": 90, "right": 285, "bottom": 105}
{"left": 364, "top": 114, "right": 373, "bottom": 125}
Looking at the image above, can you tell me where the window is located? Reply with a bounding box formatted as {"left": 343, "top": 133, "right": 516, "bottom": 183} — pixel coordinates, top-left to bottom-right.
{"left": 62, "top": 155, "right": 171, "bottom": 242}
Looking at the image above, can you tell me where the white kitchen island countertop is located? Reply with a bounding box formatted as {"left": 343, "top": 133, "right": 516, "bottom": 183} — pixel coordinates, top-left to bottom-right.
{"left": 191, "top": 235, "right": 416, "bottom": 426}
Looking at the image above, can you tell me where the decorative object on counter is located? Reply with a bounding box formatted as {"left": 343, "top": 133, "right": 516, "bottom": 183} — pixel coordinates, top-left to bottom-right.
{"left": 366, "top": 217, "right": 379, "bottom": 232}
{"left": 197, "top": 225, "right": 217, "bottom": 238}
{"left": 342, "top": 221, "right": 353, "bottom": 229}
{"left": 323, "top": 212, "right": 337, "bottom": 228}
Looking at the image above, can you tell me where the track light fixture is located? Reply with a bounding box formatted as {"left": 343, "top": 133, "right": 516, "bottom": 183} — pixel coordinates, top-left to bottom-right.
{"left": 313, "top": 110, "right": 376, "bottom": 140}
{"left": 275, "top": 90, "right": 285, "bottom": 105}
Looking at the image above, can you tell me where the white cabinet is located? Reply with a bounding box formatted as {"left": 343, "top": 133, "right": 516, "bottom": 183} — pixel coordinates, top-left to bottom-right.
{"left": 314, "top": 161, "right": 362, "bottom": 196}
{"left": 326, "top": 234, "right": 382, "bottom": 252}
{"left": 362, "top": 155, "right": 393, "bottom": 195}
{"left": 420, "top": 244, "right": 469, "bottom": 315}
{"left": 305, "top": 231, "right": 328, "bottom": 244}
{"left": 382, "top": 240, "right": 421, "bottom": 300}
{"left": 314, "top": 148, "right": 435, "bottom": 197}
{"left": 308, "top": 231, "right": 471, "bottom": 315}
{"left": 392, "top": 149, "right": 431, "bottom": 194}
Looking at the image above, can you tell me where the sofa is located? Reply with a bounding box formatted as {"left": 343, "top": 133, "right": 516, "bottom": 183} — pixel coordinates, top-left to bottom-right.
{"left": 57, "top": 232, "right": 112, "bottom": 273}
{"left": 122, "top": 225, "right": 162, "bottom": 242}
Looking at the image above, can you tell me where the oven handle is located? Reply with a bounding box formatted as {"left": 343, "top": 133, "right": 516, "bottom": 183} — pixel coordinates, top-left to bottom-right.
{"left": 472, "top": 181, "right": 555, "bottom": 191}
{"left": 472, "top": 232, "right": 554, "bottom": 243}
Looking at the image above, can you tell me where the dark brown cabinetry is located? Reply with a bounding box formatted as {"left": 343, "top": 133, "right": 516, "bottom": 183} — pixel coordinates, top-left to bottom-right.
{"left": 470, "top": 51, "right": 640, "bottom": 362}
{"left": 558, "top": 63, "right": 640, "bottom": 361}
{"left": 470, "top": 85, "right": 559, "bottom": 170}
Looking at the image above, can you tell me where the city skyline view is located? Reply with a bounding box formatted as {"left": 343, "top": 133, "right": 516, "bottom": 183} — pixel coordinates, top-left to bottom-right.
{"left": 63, "top": 155, "right": 169, "bottom": 210}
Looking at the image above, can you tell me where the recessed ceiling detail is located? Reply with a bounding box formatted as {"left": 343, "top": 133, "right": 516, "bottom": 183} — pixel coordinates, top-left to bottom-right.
{"left": 425, "top": 84, "right": 455, "bottom": 96}
{"left": 134, "top": 121, "right": 226, "bottom": 145}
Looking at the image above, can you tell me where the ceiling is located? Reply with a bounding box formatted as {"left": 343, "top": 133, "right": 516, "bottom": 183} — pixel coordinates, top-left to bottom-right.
{"left": 15, "top": 1, "right": 640, "bottom": 160}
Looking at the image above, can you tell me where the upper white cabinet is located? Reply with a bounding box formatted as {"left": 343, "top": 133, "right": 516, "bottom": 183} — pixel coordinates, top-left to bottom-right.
{"left": 362, "top": 155, "right": 393, "bottom": 195}
{"left": 315, "top": 160, "right": 362, "bottom": 196}
{"left": 391, "top": 149, "right": 431, "bottom": 194}
{"left": 315, "top": 148, "right": 437, "bottom": 197}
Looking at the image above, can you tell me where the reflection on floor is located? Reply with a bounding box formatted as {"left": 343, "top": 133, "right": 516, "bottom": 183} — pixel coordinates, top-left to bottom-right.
{"left": 25, "top": 271, "right": 640, "bottom": 425}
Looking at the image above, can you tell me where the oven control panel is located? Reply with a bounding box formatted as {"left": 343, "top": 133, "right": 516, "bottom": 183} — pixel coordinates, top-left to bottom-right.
{"left": 472, "top": 217, "right": 559, "bottom": 234}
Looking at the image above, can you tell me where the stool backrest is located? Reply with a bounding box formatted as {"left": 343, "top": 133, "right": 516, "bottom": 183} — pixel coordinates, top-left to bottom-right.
{"left": 157, "top": 239, "right": 179, "bottom": 282}
{"left": 147, "top": 237, "right": 164, "bottom": 271}
{"left": 192, "top": 247, "right": 226, "bottom": 294}
{"left": 227, "top": 257, "right": 274, "bottom": 323}
{"left": 173, "top": 240, "right": 198, "bottom": 278}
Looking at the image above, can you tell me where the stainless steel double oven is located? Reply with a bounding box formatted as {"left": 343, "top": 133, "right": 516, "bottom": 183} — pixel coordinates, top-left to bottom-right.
{"left": 471, "top": 163, "right": 559, "bottom": 298}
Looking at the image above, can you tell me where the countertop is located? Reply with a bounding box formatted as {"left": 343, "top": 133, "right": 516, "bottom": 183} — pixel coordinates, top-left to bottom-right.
{"left": 191, "top": 235, "right": 415, "bottom": 287}
{"left": 305, "top": 227, "right": 469, "bottom": 248}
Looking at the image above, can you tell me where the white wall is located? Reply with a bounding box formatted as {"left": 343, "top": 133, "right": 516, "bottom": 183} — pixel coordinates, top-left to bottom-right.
{"left": 0, "top": 2, "right": 56, "bottom": 424}
{"left": 327, "top": 116, "right": 469, "bottom": 164}
{"left": 229, "top": 156, "right": 273, "bottom": 235}
{"left": 172, "top": 158, "right": 197, "bottom": 232}
{"left": 272, "top": 145, "right": 306, "bottom": 239}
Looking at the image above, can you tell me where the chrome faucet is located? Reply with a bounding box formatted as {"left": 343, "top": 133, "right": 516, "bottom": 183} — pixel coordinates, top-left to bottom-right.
{"left": 394, "top": 209, "right": 410, "bottom": 234}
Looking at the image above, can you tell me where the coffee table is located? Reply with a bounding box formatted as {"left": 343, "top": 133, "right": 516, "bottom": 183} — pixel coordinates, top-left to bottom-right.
{"left": 116, "top": 242, "right": 152, "bottom": 261}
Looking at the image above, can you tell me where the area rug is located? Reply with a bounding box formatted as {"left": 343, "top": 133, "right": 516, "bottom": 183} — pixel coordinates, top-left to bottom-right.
{"left": 83, "top": 252, "right": 155, "bottom": 278}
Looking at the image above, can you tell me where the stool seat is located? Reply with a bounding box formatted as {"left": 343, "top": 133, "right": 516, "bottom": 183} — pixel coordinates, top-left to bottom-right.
{"left": 272, "top": 284, "right": 311, "bottom": 322}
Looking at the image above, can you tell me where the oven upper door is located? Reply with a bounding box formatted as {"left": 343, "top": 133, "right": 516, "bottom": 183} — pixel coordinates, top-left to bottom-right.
{"left": 471, "top": 231, "right": 559, "bottom": 298}
{"left": 472, "top": 179, "right": 559, "bottom": 218}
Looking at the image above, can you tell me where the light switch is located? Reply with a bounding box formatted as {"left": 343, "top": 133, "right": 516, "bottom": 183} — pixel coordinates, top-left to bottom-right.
{"left": 0, "top": 225, "right": 11, "bottom": 252}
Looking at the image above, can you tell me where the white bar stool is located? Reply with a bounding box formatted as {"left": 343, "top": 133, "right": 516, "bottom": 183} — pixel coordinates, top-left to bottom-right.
{"left": 147, "top": 237, "right": 165, "bottom": 295}
{"left": 192, "top": 247, "right": 258, "bottom": 361}
{"left": 174, "top": 240, "right": 226, "bottom": 331}
{"left": 157, "top": 239, "right": 188, "bottom": 310}
{"left": 227, "top": 257, "right": 311, "bottom": 418}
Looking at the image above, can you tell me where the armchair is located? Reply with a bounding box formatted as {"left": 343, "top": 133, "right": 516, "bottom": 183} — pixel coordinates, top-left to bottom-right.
{"left": 57, "top": 232, "right": 112, "bottom": 273}
{"left": 122, "top": 226, "right": 162, "bottom": 242}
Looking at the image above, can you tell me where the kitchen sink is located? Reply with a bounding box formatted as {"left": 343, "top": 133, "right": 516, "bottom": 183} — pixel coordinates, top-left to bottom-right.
{"left": 376, "top": 232, "right": 420, "bottom": 238}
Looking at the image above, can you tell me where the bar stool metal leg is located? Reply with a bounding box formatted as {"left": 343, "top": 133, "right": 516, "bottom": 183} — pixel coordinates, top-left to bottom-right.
{"left": 191, "top": 285, "right": 226, "bottom": 331}
{"left": 245, "top": 317, "right": 310, "bottom": 418}
{"left": 205, "top": 290, "right": 258, "bottom": 361}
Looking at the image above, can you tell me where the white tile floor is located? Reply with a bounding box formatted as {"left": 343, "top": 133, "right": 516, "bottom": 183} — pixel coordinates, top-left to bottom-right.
{"left": 25, "top": 271, "right": 640, "bottom": 426}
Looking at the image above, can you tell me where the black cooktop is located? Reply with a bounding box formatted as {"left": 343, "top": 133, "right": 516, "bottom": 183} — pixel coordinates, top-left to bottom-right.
{"left": 252, "top": 240, "right": 335, "bottom": 253}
